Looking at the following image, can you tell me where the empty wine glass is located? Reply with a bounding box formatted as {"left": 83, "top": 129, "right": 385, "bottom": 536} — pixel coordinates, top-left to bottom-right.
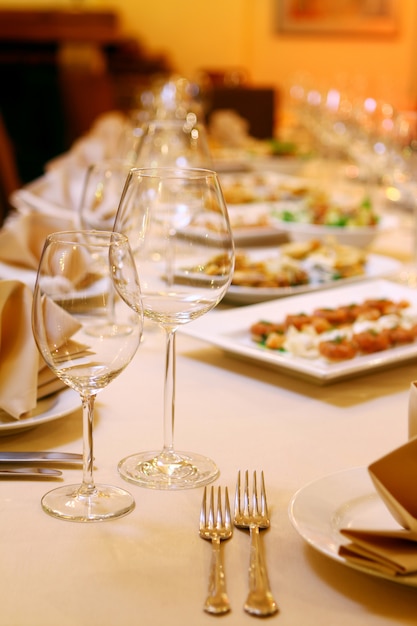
{"left": 136, "top": 116, "right": 213, "bottom": 169}
{"left": 32, "top": 230, "right": 143, "bottom": 521}
{"left": 78, "top": 160, "right": 132, "bottom": 232}
{"left": 388, "top": 111, "right": 417, "bottom": 286}
{"left": 113, "top": 167, "right": 234, "bottom": 489}
{"left": 78, "top": 160, "right": 134, "bottom": 336}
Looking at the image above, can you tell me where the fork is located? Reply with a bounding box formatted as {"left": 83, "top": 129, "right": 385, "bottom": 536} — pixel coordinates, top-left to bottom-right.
{"left": 234, "top": 470, "right": 278, "bottom": 617}
{"left": 199, "top": 485, "right": 233, "bottom": 614}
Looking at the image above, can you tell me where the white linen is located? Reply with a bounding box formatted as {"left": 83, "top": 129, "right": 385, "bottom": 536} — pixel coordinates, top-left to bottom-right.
{"left": 0, "top": 319, "right": 414, "bottom": 625}
{"left": 0, "top": 146, "right": 415, "bottom": 623}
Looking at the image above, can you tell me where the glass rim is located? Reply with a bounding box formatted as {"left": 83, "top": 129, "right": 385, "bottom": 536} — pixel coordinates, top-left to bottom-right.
{"left": 46, "top": 230, "right": 129, "bottom": 247}
{"left": 129, "top": 166, "right": 218, "bottom": 180}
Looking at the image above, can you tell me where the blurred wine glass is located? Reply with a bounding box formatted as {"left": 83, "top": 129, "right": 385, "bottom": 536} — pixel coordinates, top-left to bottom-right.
{"left": 386, "top": 110, "right": 417, "bottom": 285}
{"left": 135, "top": 116, "right": 213, "bottom": 169}
{"left": 78, "top": 160, "right": 131, "bottom": 231}
{"left": 78, "top": 160, "right": 133, "bottom": 335}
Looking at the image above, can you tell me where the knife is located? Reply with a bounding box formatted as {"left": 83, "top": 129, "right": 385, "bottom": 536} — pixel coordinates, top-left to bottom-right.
{"left": 0, "top": 452, "right": 82, "bottom": 463}
{"left": 0, "top": 467, "right": 62, "bottom": 477}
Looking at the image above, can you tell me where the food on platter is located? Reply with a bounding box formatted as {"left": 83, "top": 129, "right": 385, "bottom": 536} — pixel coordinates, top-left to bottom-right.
{"left": 195, "top": 238, "right": 368, "bottom": 289}
{"left": 220, "top": 172, "right": 311, "bottom": 204}
{"left": 218, "top": 171, "right": 379, "bottom": 230}
{"left": 249, "top": 297, "right": 417, "bottom": 361}
{"left": 272, "top": 188, "right": 378, "bottom": 227}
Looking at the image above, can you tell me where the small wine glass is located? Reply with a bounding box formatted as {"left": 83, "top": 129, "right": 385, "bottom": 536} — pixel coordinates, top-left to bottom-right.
{"left": 113, "top": 167, "right": 234, "bottom": 489}
{"left": 78, "top": 160, "right": 134, "bottom": 336}
{"left": 32, "top": 230, "right": 143, "bottom": 521}
{"left": 78, "top": 160, "right": 132, "bottom": 232}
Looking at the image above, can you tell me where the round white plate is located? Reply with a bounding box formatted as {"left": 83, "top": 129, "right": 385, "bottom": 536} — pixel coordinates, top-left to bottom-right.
{"left": 0, "top": 389, "right": 80, "bottom": 436}
{"left": 289, "top": 466, "right": 417, "bottom": 587}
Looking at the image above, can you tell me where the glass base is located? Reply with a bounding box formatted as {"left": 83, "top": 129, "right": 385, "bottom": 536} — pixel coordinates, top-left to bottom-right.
{"left": 118, "top": 450, "right": 219, "bottom": 490}
{"left": 41, "top": 483, "right": 135, "bottom": 522}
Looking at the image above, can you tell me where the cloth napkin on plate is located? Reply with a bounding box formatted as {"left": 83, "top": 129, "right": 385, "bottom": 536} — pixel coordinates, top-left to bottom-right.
{"left": 339, "top": 438, "right": 417, "bottom": 576}
{"left": 0, "top": 212, "right": 73, "bottom": 270}
{"left": 0, "top": 279, "right": 82, "bottom": 419}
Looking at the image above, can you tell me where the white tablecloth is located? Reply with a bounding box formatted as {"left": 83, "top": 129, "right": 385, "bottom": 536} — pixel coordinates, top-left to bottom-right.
{"left": 0, "top": 312, "right": 416, "bottom": 626}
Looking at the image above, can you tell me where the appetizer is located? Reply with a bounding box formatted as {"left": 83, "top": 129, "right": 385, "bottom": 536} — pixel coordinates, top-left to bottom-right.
{"left": 249, "top": 297, "right": 417, "bottom": 361}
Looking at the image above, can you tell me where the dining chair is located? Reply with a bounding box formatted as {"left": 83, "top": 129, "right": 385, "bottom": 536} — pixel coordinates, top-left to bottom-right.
{"left": 0, "top": 111, "right": 21, "bottom": 226}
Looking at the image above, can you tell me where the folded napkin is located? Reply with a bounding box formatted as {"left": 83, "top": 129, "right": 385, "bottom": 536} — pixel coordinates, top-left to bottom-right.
{"left": 0, "top": 279, "right": 83, "bottom": 419}
{"left": 339, "top": 438, "right": 417, "bottom": 576}
{"left": 0, "top": 212, "right": 73, "bottom": 270}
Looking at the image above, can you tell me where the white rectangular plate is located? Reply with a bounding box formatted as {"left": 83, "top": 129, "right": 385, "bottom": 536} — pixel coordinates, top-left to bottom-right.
{"left": 179, "top": 279, "right": 417, "bottom": 383}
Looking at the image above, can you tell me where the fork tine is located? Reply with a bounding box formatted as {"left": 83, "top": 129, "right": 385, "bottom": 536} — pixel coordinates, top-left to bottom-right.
{"left": 260, "top": 470, "right": 268, "bottom": 518}
{"left": 234, "top": 470, "right": 241, "bottom": 517}
{"left": 200, "top": 485, "right": 207, "bottom": 530}
{"left": 216, "top": 486, "right": 222, "bottom": 529}
{"left": 243, "top": 469, "right": 250, "bottom": 516}
{"left": 252, "top": 470, "right": 259, "bottom": 517}
{"left": 208, "top": 486, "right": 215, "bottom": 529}
{"left": 224, "top": 487, "right": 231, "bottom": 531}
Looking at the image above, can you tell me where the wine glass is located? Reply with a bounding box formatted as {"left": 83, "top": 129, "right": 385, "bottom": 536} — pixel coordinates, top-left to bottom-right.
{"left": 32, "top": 230, "right": 143, "bottom": 521}
{"left": 135, "top": 116, "right": 213, "bottom": 169}
{"left": 78, "top": 160, "right": 134, "bottom": 336}
{"left": 387, "top": 111, "right": 417, "bottom": 286}
{"left": 113, "top": 167, "right": 235, "bottom": 489}
{"left": 78, "top": 160, "right": 132, "bottom": 232}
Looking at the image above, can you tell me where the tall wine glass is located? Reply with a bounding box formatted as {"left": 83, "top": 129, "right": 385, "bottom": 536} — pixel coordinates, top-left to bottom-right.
{"left": 32, "top": 230, "right": 143, "bottom": 521}
{"left": 135, "top": 116, "right": 213, "bottom": 169}
{"left": 113, "top": 167, "right": 234, "bottom": 489}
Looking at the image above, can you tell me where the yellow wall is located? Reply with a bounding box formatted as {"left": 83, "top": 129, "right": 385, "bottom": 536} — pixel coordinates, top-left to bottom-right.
{"left": 1, "top": 0, "right": 416, "bottom": 112}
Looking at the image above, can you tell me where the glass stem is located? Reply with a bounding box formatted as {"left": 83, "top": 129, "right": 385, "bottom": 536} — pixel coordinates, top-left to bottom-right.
{"left": 163, "top": 329, "right": 176, "bottom": 456}
{"left": 80, "top": 393, "right": 96, "bottom": 495}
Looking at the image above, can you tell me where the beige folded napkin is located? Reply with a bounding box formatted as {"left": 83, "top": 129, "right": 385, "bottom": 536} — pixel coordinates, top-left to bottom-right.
{"left": 0, "top": 212, "right": 73, "bottom": 270}
{"left": 0, "top": 280, "right": 39, "bottom": 418}
{"left": 0, "top": 280, "right": 83, "bottom": 419}
{"left": 339, "top": 438, "right": 417, "bottom": 575}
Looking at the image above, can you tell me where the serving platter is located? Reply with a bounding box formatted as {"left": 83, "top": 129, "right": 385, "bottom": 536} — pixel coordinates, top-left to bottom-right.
{"left": 179, "top": 279, "right": 417, "bottom": 383}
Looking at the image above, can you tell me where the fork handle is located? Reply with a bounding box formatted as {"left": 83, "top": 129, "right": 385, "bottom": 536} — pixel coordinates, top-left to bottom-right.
{"left": 204, "top": 537, "right": 231, "bottom": 615}
{"left": 244, "top": 526, "right": 278, "bottom": 617}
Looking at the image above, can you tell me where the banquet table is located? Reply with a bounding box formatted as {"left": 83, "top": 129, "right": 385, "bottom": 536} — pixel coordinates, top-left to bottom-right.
{"left": 0, "top": 304, "right": 416, "bottom": 626}
{"left": 1, "top": 135, "right": 417, "bottom": 624}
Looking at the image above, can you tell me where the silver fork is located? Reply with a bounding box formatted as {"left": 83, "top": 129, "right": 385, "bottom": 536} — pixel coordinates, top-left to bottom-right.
{"left": 199, "top": 485, "right": 233, "bottom": 615}
{"left": 234, "top": 470, "right": 278, "bottom": 617}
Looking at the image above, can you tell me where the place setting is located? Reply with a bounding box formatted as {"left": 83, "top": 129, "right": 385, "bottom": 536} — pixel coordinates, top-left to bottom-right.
{"left": 289, "top": 435, "right": 417, "bottom": 588}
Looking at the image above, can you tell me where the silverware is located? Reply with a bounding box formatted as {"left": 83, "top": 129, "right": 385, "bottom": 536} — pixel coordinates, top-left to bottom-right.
{"left": 199, "top": 485, "right": 233, "bottom": 615}
{"left": 0, "top": 452, "right": 82, "bottom": 463}
{"left": 0, "top": 467, "right": 62, "bottom": 477}
{"left": 234, "top": 470, "right": 278, "bottom": 617}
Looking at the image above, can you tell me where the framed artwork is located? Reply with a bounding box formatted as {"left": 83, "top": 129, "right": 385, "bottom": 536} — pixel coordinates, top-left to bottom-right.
{"left": 277, "top": 0, "right": 399, "bottom": 36}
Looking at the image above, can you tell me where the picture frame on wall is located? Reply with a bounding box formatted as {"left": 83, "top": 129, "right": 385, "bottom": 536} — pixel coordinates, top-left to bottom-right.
{"left": 277, "top": 0, "right": 398, "bottom": 36}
